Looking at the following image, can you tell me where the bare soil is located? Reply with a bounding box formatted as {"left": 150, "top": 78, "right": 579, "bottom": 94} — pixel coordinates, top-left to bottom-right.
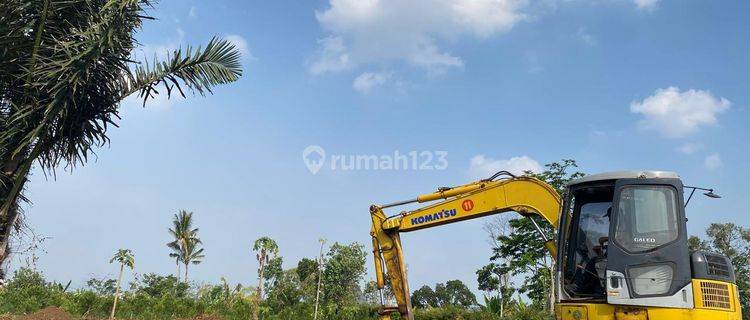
{"left": 20, "top": 307, "right": 72, "bottom": 320}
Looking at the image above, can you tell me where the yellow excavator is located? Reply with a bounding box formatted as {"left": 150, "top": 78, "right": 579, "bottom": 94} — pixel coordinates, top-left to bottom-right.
{"left": 369, "top": 170, "right": 741, "bottom": 320}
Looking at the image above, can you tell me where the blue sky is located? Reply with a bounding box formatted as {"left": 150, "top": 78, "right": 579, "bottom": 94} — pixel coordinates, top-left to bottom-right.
{"left": 12, "top": 0, "right": 750, "bottom": 297}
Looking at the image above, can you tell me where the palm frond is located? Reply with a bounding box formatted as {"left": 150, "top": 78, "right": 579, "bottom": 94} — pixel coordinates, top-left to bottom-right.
{"left": 123, "top": 37, "right": 242, "bottom": 105}
{"left": 110, "top": 248, "right": 135, "bottom": 269}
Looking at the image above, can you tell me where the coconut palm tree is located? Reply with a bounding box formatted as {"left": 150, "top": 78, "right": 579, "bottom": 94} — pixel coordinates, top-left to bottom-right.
{"left": 252, "top": 236, "right": 279, "bottom": 320}
{"left": 109, "top": 249, "right": 135, "bottom": 319}
{"left": 0, "top": 0, "right": 242, "bottom": 277}
{"left": 167, "top": 210, "right": 204, "bottom": 283}
{"left": 179, "top": 235, "right": 204, "bottom": 283}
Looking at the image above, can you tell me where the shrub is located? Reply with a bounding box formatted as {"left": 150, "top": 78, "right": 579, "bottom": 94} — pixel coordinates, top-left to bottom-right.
{"left": 0, "top": 268, "right": 66, "bottom": 314}
{"left": 0, "top": 269, "right": 554, "bottom": 320}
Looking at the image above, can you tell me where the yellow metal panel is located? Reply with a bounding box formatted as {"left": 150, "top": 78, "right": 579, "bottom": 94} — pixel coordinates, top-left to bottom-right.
{"left": 389, "top": 177, "right": 561, "bottom": 232}
{"left": 369, "top": 206, "right": 413, "bottom": 320}
{"left": 693, "top": 279, "right": 739, "bottom": 313}
{"left": 557, "top": 303, "right": 614, "bottom": 320}
{"left": 556, "top": 302, "right": 742, "bottom": 320}
{"left": 560, "top": 305, "right": 588, "bottom": 320}
{"left": 614, "top": 306, "right": 648, "bottom": 320}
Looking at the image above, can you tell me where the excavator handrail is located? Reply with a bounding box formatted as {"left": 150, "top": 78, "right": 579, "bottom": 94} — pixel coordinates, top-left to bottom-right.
{"left": 369, "top": 175, "right": 562, "bottom": 320}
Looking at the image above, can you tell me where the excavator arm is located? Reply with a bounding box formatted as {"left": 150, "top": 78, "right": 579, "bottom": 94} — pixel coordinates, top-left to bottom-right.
{"left": 369, "top": 173, "right": 561, "bottom": 320}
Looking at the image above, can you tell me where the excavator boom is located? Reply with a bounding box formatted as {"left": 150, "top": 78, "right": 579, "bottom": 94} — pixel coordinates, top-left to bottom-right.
{"left": 369, "top": 174, "right": 561, "bottom": 320}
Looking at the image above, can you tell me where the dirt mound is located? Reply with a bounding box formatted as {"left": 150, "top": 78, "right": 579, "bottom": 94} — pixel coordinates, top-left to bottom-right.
{"left": 21, "top": 307, "right": 72, "bottom": 320}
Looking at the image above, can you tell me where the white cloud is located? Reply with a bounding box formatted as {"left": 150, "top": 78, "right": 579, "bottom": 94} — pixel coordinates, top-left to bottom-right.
{"left": 630, "top": 87, "right": 730, "bottom": 138}
{"left": 704, "top": 153, "right": 722, "bottom": 170}
{"left": 225, "top": 34, "right": 254, "bottom": 60}
{"left": 309, "top": 36, "right": 352, "bottom": 75}
{"left": 677, "top": 142, "right": 702, "bottom": 155}
{"left": 189, "top": 6, "right": 197, "bottom": 18}
{"left": 468, "top": 155, "right": 542, "bottom": 180}
{"left": 311, "top": 0, "right": 527, "bottom": 74}
{"left": 353, "top": 71, "right": 392, "bottom": 93}
{"left": 634, "top": 0, "right": 660, "bottom": 11}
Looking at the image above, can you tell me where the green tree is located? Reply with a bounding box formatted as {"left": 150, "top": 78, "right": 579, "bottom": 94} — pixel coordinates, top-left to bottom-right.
{"left": 688, "top": 235, "right": 710, "bottom": 251}
{"left": 483, "top": 159, "right": 584, "bottom": 311}
{"left": 167, "top": 210, "right": 204, "bottom": 283}
{"left": 476, "top": 263, "right": 513, "bottom": 316}
{"left": 109, "top": 249, "right": 134, "bottom": 319}
{"left": 86, "top": 277, "right": 117, "bottom": 295}
{"left": 0, "top": 0, "right": 242, "bottom": 277}
{"left": 322, "top": 242, "right": 367, "bottom": 309}
{"left": 295, "top": 257, "right": 321, "bottom": 304}
{"left": 133, "top": 273, "right": 189, "bottom": 298}
{"left": 252, "top": 236, "right": 279, "bottom": 320}
{"left": 411, "top": 280, "right": 476, "bottom": 309}
{"left": 263, "top": 255, "right": 285, "bottom": 293}
{"left": 266, "top": 268, "right": 303, "bottom": 312}
{"left": 436, "top": 280, "right": 476, "bottom": 308}
{"left": 691, "top": 223, "right": 750, "bottom": 319}
{"left": 297, "top": 258, "right": 319, "bottom": 284}
{"left": 411, "top": 285, "right": 438, "bottom": 309}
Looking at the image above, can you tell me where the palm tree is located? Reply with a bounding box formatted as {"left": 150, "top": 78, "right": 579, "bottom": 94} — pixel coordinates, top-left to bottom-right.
{"left": 252, "top": 236, "right": 279, "bottom": 320}
{"left": 167, "top": 210, "right": 204, "bottom": 283}
{"left": 0, "top": 0, "right": 242, "bottom": 276}
{"left": 109, "top": 249, "right": 135, "bottom": 319}
{"left": 180, "top": 235, "right": 204, "bottom": 283}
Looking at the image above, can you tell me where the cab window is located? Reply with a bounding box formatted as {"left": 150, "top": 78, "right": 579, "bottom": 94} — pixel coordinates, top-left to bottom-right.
{"left": 562, "top": 185, "right": 614, "bottom": 298}
{"left": 614, "top": 186, "right": 679, "bottom": 253}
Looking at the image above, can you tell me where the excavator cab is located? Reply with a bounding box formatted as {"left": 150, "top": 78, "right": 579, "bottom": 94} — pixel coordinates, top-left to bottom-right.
{"left": 557, "top": 171, "right": 740, "bottom": 319}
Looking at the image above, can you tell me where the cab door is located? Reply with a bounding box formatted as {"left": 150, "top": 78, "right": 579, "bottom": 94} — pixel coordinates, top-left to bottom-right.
{"left": 605, "top": 178, "right": 693, "bottom": 308}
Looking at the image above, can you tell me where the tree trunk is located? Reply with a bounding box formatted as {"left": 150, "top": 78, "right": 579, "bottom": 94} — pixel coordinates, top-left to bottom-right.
{"left": 253, "top": 251, "right": 266, "bottom": 320}
{"left": 314, "top": 242, "right": 325, "bottom": 320}
{"left": 110, "top": 264, "right": 124, "bottom": 319}
{"left": 184, "top": 263, "right": 189, "bottom": 284}
{"left": 498, "top": 280, "right": 504, "bottom": 318}
{"left": 0, "top": 155, "right": 26, "bottom": 280}
{"left": 548, "top": 264, "right": 555, "bottom": 314}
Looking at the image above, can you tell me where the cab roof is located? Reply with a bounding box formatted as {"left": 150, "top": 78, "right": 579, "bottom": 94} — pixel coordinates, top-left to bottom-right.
{"left": 568, "top": 170, "right": 679, "bottom": 186}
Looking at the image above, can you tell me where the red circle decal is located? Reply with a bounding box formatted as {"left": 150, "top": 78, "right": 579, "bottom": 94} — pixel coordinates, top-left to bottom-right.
{"left": 461, "top": 199, "right": 474, "bottom": 211}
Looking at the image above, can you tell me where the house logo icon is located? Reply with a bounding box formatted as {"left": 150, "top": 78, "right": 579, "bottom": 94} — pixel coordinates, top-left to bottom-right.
{"left": 303, "top": 145, "right": 326, "bottom": 175}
